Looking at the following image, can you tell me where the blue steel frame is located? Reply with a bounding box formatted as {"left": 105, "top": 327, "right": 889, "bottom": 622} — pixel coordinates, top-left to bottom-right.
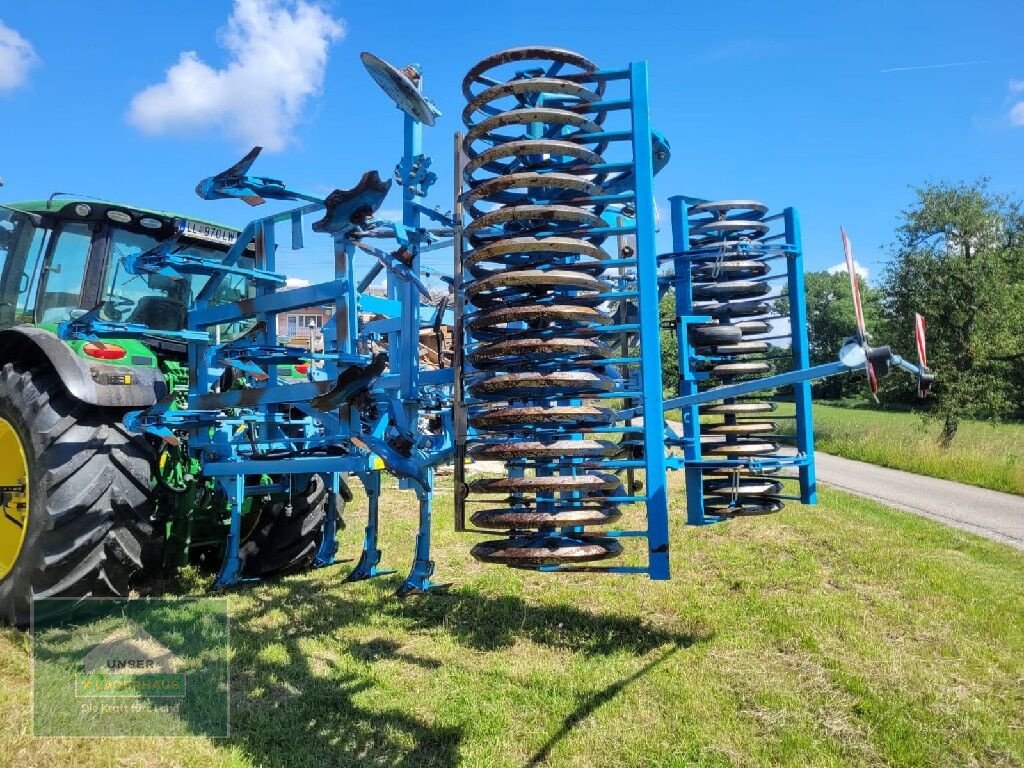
{"left": 454, "top": 59, "right": 672, "bottom": 580}
{"left": 660, "top": 197, "right": 818, "bottom": 524}
{"left": 628, "top": 62, "right": 671, "bottom": 580}
{"left": 58, "top": 49, "right": 932, "bottom": 591}
{"left": 60, "top": 63, "right": 456, "bottom": 595}
{"left": 785, "top": 208, "right": 818, "bottom": 504}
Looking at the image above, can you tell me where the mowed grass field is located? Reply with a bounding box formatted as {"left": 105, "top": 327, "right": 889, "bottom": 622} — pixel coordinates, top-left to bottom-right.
{"left": 776, "top": 402, "right": 1024, "bottom": 496}
{"left": 1, "top": 475, "right": 1022, "bottom": 767}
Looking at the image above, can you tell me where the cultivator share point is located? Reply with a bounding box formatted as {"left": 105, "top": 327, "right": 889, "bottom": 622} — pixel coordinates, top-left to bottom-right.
{"left": 0, "top": 46, "right": 933, "bottom": 623}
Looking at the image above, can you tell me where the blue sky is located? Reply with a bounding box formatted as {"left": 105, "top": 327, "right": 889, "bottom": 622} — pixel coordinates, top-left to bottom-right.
{"left": 1, "top": 0, "right": 1022, "bottom": 286}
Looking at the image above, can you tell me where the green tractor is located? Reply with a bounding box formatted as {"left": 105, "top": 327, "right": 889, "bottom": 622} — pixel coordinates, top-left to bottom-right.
{"left": 0, "top": 198, "right": 337, "bottom": 626}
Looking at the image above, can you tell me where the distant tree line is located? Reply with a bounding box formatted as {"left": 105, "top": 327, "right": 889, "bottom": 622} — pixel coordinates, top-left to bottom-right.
{"left": 658, "top": 179, "right": 1024, "bottom": 445}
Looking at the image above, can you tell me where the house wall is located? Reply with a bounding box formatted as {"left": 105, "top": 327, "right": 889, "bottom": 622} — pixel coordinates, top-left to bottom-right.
{"left": 276, "top": 305, "right": 334, "bottom": 349}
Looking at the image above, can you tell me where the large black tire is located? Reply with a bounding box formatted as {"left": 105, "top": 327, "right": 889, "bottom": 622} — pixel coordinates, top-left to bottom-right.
{"left": 0, "top": 363, "right": 156, "bottom": 627}
{"left": 238, "top": 474, "right": 334, "bottom": 578}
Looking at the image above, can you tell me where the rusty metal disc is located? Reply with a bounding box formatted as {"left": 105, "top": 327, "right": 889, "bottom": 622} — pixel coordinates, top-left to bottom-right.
{"left": 466, "top": 270, "right": 610, "bottom": 303}
{"left": 465, "top": 247, "right": 608, "bottom": 280}
{"left": 469, "top": 472, "right": 620, "bottom": 494}
{"left": 688, "top": 200, "right": 769, "bottom": 218}
{"left": 469, "top": 439, "right": 616, "bottom": 460}
{"left": 689, "top": 324, "right": 743, "bottom": 346}
{"left": 467, "top": 303, "right": 611, "bottom": 332}
{"left": 706, "top": 499, "right": 785, "bottom": 517}
{"left": 465, "top": 172, "right": 605, "bottom": 216}
{"left": 464, "top": 139, "right": 603, "bottom": 179}
{"left": 708, "top": 362, "right": 771, "bottom": 377}
{"left": 470, "top": 404, "right": 617, "bottom": 430}
{"left": 465, "top": 204, "right": 606, "bottom": 244}
{"left": 464, "top": 108, "right": 602, "bottom": 158}
{"left": 464, "top": 235, "right": 611, "bottom": 273}
{"left": 470, "top": 533, "right": 622, "bottom": 566}
{"left": 360, "top": 52, "right": 439, "bottom": 126}
{"left": 463, "top": 78, "right": 600, "bottom": 127}
{"left": 704, "top": 422, "right": 775, "bottom": 435}
{"left": 469, "top": 370, "right": 614, "bottom": 398}
{"left": 469, "top": 337, "right": 609, "bottom": 369}
{"left": 692, "top": 260, "right": 770, "bottom": 280}
{"left": 704, "top": 441, "right": 780, "bottom": 456}
{"left": 691, "top": 219, "right": 770, "bottom": 240}
{"left": 692, "top": 280, "right": 771, "bottom": 301}
{"left": 463, "top": 47, "right": 600, "bottom": 102}
{"left": 698, "top": 300, "right": 771, "bottom": 319}
{"left": 470, "top": 504, "right": 621, "bottom": 529}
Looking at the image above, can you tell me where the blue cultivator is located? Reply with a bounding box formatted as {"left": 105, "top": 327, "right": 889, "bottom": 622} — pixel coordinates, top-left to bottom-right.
{"left": 60, "top": 50, "right": 456, "bottom": 595}
{"left": 59, "top": 45, "right": 932, "bottom": 593}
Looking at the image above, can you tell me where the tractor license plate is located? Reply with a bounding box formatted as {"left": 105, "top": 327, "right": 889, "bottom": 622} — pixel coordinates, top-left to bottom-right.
{"left": 182, "top": 220, "right": 239, "bottom": 247}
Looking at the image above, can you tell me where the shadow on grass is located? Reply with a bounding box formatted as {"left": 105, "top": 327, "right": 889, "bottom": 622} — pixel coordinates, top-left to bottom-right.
{"left": 268, "top": 575, "right": 705, "bottom": 656}
{"left": 525, "top": 642, "right": 685, "bottom": 767}
{"left": 127, "top": 575, "right": 709, "bottom": 767}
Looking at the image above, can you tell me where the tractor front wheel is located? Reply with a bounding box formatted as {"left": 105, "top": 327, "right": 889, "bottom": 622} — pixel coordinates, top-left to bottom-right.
{"left": 0, "top": 363, "right": 156, "bottom": 626}
{"left": 239, "top": 474, "right": 335, "bottom": 578}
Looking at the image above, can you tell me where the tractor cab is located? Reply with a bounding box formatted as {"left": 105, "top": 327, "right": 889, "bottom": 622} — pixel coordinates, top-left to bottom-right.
{"left": 0, "top": 199, "right": 254, "bottom": 343}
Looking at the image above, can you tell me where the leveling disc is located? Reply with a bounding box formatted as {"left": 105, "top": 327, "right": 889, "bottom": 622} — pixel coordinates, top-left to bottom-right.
{"left": 700, "top": 401, "right": 777, "bottom": 415}
{"left": 469, "top": 439, "right": 616, "bottom": 461}
{"left": 706, "top": 499, "right": 784, "bottom": 517}
{"left": 361, "top": 52, "right": 439, "bottom": 126}
{"left": 470, "top": 504, "right": 621, "bottom": 529}
{"left": 470, "top": 533, "right": 622, "bottom": 566}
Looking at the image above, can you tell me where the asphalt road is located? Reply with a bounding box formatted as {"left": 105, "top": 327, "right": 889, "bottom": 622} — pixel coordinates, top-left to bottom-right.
{"left": 814, "top": 452, "right": 1024, "bottom": 550}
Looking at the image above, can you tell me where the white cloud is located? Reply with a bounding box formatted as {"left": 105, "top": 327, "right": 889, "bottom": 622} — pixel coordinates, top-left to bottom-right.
{"left": 1008, "top": 80, "right": 1024, "bottom": 127}
{"left": 1012, "top": 103, "right": 1024, "bottom": 127}
{"left": 826, "top": 261, "right": 869, "bottom": 280}
{"left": 127, "top": 0, "right": 343, "bottom": 151}
{"left": 0, "top": 20, "right": 39, "bottom": 93}
{"left": 285, "top": 277, "right": 311, "bottom": 289}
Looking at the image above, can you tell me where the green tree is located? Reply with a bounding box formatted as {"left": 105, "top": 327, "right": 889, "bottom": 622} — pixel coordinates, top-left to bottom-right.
{"left": 881, "top": 179, "right": 1024, "bottom": 444}
{"left": 659, "top": 292, "right": 679, "bottom": 396}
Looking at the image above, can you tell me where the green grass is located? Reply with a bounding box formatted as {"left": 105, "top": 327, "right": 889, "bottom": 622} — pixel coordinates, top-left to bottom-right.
{"left": 2, "top": 477, "right": 1022, "bottom": 767}
{"left": 775, "top": 402, "right": 1024, "bottom": 496}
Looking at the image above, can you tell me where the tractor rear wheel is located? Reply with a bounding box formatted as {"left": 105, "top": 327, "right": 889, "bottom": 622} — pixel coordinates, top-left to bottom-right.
{"left": 0, "top": 363, "right": 156, "bottom": 626}
{"left": 239, "top": 474, "right": 335, "bottom": 578}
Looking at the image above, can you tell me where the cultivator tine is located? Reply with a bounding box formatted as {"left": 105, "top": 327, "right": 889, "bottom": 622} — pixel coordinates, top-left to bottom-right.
{"left": 311, "top": 172, "right": 391, "bottom": 235}
{"left": 195, "top": 146, "right": 276, "bottom": 205}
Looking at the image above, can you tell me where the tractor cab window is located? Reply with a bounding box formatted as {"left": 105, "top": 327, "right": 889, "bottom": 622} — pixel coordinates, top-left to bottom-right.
{"left": 0, "top": 209, "right": 50, "bottom": 327}
{"left": 0, "top": 211, "right": 20, "bottom": 326}
{"left": 0, "top": 208, "right": 44, "bottom": 327}
{"left": 102, "top": 227, "right": 256, "bottom": 340}
{"left": 0, "top": 213, "right": 13, "bottom": 285}
{"left": 37, "top": 222, "right": 93, "bottom": 325}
